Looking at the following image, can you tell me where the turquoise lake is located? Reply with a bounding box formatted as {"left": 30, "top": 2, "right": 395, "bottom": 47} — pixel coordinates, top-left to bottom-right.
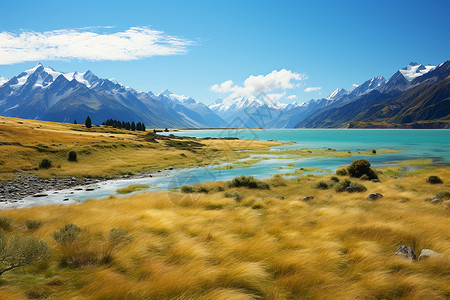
{"left": 10, "top": 129, "right": 450, "bottom": 208}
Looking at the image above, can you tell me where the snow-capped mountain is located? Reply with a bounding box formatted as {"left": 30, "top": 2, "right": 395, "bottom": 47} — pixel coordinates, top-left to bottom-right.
{"left": 399, "top": 62, "right": 435, "bottom": 81}
{"left": 209, "top": 95, "right": 285, "bottom": 127}
{"left": 0, "top": 77, "right": 8, "bottom": 86}
{"left": 326, "top": 88, "right": 348, "bottom": 100}
{"left": 348, "top": 76, "right": 386, "bottom": 98}
{"left": 0, "top": 64, "right": 226, "bottom": 128}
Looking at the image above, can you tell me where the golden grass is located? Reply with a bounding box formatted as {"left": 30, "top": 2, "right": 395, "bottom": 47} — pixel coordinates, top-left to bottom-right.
{"left": 0, "top": 116, "right": 280, "bottom": 181}
{"left": 0, "top": 166, "right": 449, "bottom": 299}
{"left": 116, "top": 184, "right": 150, "bottom": 194}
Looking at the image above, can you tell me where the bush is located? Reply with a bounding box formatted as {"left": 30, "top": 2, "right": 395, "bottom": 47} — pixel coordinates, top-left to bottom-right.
{"left": 346, "top": 182, "right": 367, "bottom": 193}
{"left": 26, "top": 220, "right": 42, "bottom": 231}
{"left": 109, "top": 228, "right": 132, "bottom": 246}
{"left": 68, "top": 151, "right": 77, "bottom": 162}
{"left": 360, "top": 174, "right": 370, "bottom": 181}
{"left": 52, "top": 223, "right": 81, "bottom": 245}
{"left": 314, "top": 181, "right": 330, "bottom": 189}
{"left": 0, "top": 216, "right": 13, "bottom": 231}
{"left": 0, "top": 232, "right": 50, "bottom": 276}
{"left": 227, "top": 176, "right": 270, "bottom": 189}
{"left": 180, "top": 185, "right": 194, "bottom": 193}
{"left": 335, "top": 179, "right": 351, "bottom": 192}
{"left": 39, "top": 158, "right": 52, "bottom": 169}
{"left": 330, "top": 176, "right": 340, "bottom": 182}
{"left": 224, "top": 191, "right": 244, "bottom": 202}
{"left": 336, "top": 168, "right": 348, "bottom": 176}
{"left": 347, "top": 159, "right": 378, "bottom": 180}
{"left": 436, "top": 191, "right": 450, "bottom": 199}
{"left": 372, "top": 149, "right": 376, "bottom": 154}
{"left": 427, "top": 176, "right": 443, "bottom": 184}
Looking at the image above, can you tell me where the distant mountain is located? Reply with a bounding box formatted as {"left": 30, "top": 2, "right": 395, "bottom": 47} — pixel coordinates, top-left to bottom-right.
{"left": 209, "top": 96, "right": 285, "bottom": 128}
{"left": 0, "top": 64, "right": 226, "bottom": 128}
{"left": 295, "top": 61, "right": 449, "bottom": 128}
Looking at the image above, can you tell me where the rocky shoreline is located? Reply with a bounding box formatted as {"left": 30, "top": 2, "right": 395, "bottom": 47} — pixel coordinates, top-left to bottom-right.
{"left": 0, "top": 170, "right": 166, "bottom": 205}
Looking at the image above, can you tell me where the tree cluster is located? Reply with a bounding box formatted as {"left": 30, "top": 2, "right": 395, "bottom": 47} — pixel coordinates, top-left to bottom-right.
{"left": 102, "top": 119, "right": 146, "bottom": 131}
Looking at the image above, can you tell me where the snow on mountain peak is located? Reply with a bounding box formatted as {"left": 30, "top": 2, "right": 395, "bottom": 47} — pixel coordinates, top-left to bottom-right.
{"left": 0, "top": 77, "right": 8, "bottom": 86}
{"left": 159, "top": 89, "right": 173, "bottom": 97}
{"left": 326, "top": 88, "right": 348, "bottom": 100}
{"left": 399, "top": 62, "right": 436, "bottom": 81}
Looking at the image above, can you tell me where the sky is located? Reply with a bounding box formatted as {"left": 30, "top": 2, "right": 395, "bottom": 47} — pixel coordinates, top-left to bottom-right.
{"left": 0, "top": 0, "right": 449, "bottom": 105}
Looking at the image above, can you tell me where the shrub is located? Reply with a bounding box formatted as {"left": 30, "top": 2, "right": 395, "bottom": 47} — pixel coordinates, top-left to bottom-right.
{"left": 0, "top": 216, "right": 13, "bottom": 231}
{"left": 427, "top": 176, "right": 443, "bottom": 184}
{"left": 0, "top": 232, "right": 50, "bottom": 276}
{"left": 26, "top": 220, "right": 42, "bottom": 231}
{"left": 196, "top": 186, "right": 210, "bottom": 193}
{"left": 109, "top": 228, "right": 132, "bottom": 246}
{"left": 180, "top": 185, "right": 194, "bottom": 193}
{"left": 39, "top": 158, "right": 52, "bottom": 169}
{"left": 347, "top": 159, "right": 378, "bottom": 179}
{"left": 52, "top": 223, "right": 81, "bottom": 245}
{"left": 335, "top": 179, "right": 351, "bottom": 192}
{"left": 314, "top": 181, "right": 330, "bottom": 189}
{"left": 224, "top": 191, "right": 244, "bottom": 202}
{"left": 227, "top": 176, "right": 270, "bottom": 189}
{"left": 68, "top": 151, "right": 77, "bottom": 162}
{"left": 330, "top": 176, "right": 340, "bottom": 182}
{"left": 436, "top": 191, "right": 450, "bottom": 199}
{"left": 336, "top": 168, "right": 348, "bottom": 176}
{"left": 346, "top": 182, "right": 367, "bottom": 193}
{"left": 372, "top": 149, "right": 377, "bottom": 154}
{"left": 360, "top": 174, "right": 370, "bottom": 181}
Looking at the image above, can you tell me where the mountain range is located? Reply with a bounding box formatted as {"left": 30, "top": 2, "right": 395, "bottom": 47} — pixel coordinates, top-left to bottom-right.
{"left": 0, "top": 61, "right": 448, "bottom": 128}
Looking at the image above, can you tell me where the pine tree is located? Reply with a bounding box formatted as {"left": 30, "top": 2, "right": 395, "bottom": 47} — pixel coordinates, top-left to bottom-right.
{"left": 131, "top": 122, "right": 136, "bottom": 131}
{"left": 74, "top": 120, "right": 77, "bottom": 124}
{"left": 85, "top": 116, "right": 92, "bottom": 128}
{"left": 142, "top": 123, "right": 146, "bottom": 131}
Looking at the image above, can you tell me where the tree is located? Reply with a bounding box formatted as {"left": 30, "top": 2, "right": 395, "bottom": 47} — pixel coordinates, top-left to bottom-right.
{"left": 74, "top": 120, "right": 77, "bottom": 124}
{"left": 136, "top": 122, "right": 141, "bottom": 131}
{"left": 85, "top": 116, "right": 92, "bottom": 128}
{"left": 68, "top": 151, "right": 77, "bottom": 162}
{"left": 0, "top": 232, "right": 50, "bottom": 276}
{"left": 142, "top": 123, "right": 146, "bottom": 131}
{"left": 131, "top": 122, "right": 136, "bottom": 131}
{"left": 126, "top": 122, "right": 131, "bottom": 130}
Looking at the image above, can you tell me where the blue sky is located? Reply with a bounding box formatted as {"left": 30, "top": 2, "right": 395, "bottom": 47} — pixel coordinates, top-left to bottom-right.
{"left": 0, "top": 0, "right": 449, "bottom": 104}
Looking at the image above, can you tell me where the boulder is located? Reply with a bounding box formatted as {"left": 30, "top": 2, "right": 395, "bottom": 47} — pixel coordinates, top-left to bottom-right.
{"left": 367, "top": 193, "right": 383, "bottom": 201}
{"left": 418, "top": 249, "right": 441, "bottom": 261}
{"left": 32, "top": 193, "right": 48, "bottom": 197}
{"left": 395, "top": 245, "right": 416, "bottom": 260}
{"left": 430, "top": 196, "right": 442, "bottom": 204}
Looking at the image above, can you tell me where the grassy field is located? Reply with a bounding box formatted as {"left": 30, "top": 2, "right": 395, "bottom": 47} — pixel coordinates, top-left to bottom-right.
{"left": 0, "top": 116, "right": 279, "bottom": 181}
{"left": 0, "top": 165, "right": 448, "bottom": 299}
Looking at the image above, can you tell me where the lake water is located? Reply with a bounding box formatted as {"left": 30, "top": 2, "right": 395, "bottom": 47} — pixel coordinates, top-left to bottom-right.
{"left": 8, "top": 129, "right": 450, "bottom": 208}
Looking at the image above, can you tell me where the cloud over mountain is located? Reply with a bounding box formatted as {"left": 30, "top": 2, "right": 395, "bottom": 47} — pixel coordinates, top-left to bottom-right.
{"left": 0, "top": 26, "right": 193, "bottom": 65}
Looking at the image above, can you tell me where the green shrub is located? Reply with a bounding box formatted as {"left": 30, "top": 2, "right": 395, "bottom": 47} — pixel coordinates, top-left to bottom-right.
{"left": 436, "top": 191, "right": 450, "bottom": 199}
{"left": 52, "top": 223, "right": 81, "bottom": 245}
{"left": 360, "top": 174, "right": 370, "bottom": 181}
{"left": 224, "top": 191, "right": 244, "bottom": 202}
{"left": 26, "top": 220, "right": 42, "bottom": 231}
{"left": 180, "top": 185, "right": 194, "bottom": 193}
{"left": 314, "top": 181, "right": 330, "bottom": 189}
{"left": 227, "top": 176, "right": 270, "bottom": 189}
{"left": 0, "top": 217, "right": 13, "bottom": 231}
{"left": 330, "top": 176, "right": 340, "bottom": 182}
{"left": 336, "top": 168, "right": 348, "bottom": 176}
{"left": 0, "top": 232, "right": 50, "bottom": 276}
{"left": 346, "top": 182, "right": 367, "bottom": 193}
{"left": 347, "top": 159, "right": 378, "bottom": 179}
{"left": 372, "top": 149, "right": 376, "bottom": 154}
{"left": 196, "top": 186, "right": 210, "bottom": 193}
{"left": 68, "top": 151, "right": 77, "bottom": 162}
{"left": 335, "top": 179, "right": 352, "bottom": 192}
{"left": 39, "top": 158, "right": 52, "bottom": 169}
{"left": 427, "top": 176, "right": 443, "bottom": 184}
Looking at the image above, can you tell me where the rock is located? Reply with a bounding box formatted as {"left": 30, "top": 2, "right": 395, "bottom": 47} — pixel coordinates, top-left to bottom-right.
{"left": 430, "top": 196, "right": 442, "bottom": 204}
{"left": 326, "top": 195, "right": 333, "bottom": 199}
{"left": 63, "top": 198, "right": 69, "bottom": 201}
{"left": 86, "top": 188, "right": 95, "bottom": 191}
{"left": 166, "top": 166, "right": 174, "bottom": 170}
{"left": 302, "top": 196, "right": 315, "bottom": 202}
{"left": 345, "top": 186, "right": 359, "bottom": 193}
{"left": 32, "top": 193, "right": 48, "bottom": 198}
{"left": 372, "top": 179, "right": 381, "bottom": 183}
{"left": 395, "top": 245, "right": 416, "bottom": 260}
{"left": 418, "top": 249, "right": 441, "bottom": 261}
{"left": 268, "top": 195, "right": 284, "bottom": 200}
{"left": 367, "top": 193, "right": 383, "bottom": 201}
{"left": 75, "top": 188, "right": 83, "bottom": 191}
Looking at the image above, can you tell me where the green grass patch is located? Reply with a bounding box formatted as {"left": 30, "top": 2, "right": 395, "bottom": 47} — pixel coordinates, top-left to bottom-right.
{"left": 116, "top": 184, "right": 150, "bottom": 194}
{"left": 387, "top": 158, "right": 433, "bottom": 167}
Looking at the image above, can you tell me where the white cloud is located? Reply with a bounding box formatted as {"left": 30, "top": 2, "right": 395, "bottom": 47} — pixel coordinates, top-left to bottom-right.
{"left": 211, "top": 69, "right": 307, "bottom": 102}
{"left": 287, "top": 95, "right": 297, "bottom": 100}
{"left": 304, "top": 86, "right": 322, "bottom": 92}
{"left": 0, "top": 26, "right": 193, "bottom": 65}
